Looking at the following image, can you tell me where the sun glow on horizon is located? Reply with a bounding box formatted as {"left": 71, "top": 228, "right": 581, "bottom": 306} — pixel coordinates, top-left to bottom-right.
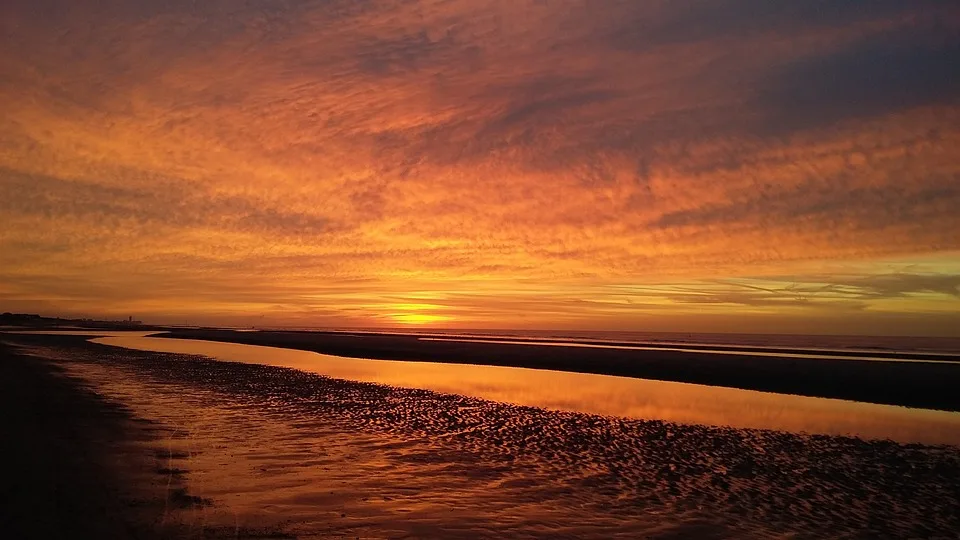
{"left": 389, "top": 313, "right": 453, "bottom": 325}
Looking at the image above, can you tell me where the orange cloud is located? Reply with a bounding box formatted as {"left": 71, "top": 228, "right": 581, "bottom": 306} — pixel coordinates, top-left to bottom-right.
{"left": 1, "top": 0, "right": 958, "bottom": 334}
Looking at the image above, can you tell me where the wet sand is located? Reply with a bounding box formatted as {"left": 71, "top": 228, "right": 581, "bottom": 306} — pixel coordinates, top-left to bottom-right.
{"left": 0, "top": 337, "right": 289, "bottom": 539}
{"left": 162, "top": 329, "right": 960, "bottom": 411}
{"left": 1, "top": 339, "right": 175, "bottom": 539}
{"left": 4, "top": 333, "right": 960, "bottom": 538}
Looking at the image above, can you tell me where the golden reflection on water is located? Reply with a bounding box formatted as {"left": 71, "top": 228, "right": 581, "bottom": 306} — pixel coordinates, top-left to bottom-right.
{"left": 91, "top": 336, "right": 960, "bottom": 446}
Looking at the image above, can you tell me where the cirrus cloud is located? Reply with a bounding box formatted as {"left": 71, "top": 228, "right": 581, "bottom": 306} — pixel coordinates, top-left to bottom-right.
{"left": 1, "top": 0, "right": 958, "bottom": 334}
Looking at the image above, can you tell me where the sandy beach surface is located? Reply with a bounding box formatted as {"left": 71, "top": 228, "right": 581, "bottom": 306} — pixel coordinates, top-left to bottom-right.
{"left": 3, "top": 332, "right": 960, "bottom": 539}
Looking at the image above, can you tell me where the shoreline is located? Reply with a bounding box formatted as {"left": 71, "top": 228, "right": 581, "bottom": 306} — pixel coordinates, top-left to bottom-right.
{"left": 158, "top": 328, "right": 960, "bottom": 411}
{"left": 0, "top": 336, "right": 299, "bottom": 539}
{"left": 4, "top": 333, "right": 960, "bottom": 538}
{"left": 0, "top": 339, "right": 174, "bottom": 539}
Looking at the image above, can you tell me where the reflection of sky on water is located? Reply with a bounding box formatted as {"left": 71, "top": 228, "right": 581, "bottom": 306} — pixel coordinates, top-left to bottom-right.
{"left": 90, "top": 335, "right": 960, "bottom": 446}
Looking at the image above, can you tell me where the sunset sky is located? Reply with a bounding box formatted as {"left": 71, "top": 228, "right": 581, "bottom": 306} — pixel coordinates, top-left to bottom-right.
{"left": 1, "top": 0, "right": 958, "bottom": 335}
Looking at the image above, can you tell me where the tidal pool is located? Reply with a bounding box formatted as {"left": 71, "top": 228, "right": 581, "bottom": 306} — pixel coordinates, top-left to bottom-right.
{"left": 92, "top": 335, "right": 960, "bottom": 446}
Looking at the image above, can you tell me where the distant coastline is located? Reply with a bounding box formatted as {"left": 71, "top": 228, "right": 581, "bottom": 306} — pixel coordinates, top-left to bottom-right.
{"left": 0, "top": 312, "right": 144, "bottom": 328}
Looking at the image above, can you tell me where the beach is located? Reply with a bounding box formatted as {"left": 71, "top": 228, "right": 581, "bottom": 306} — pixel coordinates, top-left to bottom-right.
{"left": 0, "top": 338, "right": 195, "bottom": 539}
{"left": 5, "top": 0, "right": 959, "bottom": 538}
{"left": 3, "top": 331, "right": 960, "bottom": 538}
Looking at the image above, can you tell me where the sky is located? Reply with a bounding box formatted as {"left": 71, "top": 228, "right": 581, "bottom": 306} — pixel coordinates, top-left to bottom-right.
{"left": 1, "top": 0, "right": 959, "bottom": 336}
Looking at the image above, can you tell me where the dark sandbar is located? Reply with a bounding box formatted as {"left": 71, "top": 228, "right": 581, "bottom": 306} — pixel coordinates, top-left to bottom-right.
{"left": 162, "top": 329, "right": 960, "bottom": 411}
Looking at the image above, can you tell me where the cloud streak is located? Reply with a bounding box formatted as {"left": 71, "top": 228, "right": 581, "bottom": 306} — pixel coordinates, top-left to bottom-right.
{"left": 1, "top": 0, "right": 958, "bottom": 333}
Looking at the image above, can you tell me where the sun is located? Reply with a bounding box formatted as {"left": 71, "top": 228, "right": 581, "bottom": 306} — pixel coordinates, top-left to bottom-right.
{"left": 389, "top": 313, "right": 452, "bottom": 325}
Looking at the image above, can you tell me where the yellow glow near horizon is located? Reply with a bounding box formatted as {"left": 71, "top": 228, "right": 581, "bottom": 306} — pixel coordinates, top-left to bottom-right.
{"left": 390, "top": 313, "right": 452, "bottom": 325}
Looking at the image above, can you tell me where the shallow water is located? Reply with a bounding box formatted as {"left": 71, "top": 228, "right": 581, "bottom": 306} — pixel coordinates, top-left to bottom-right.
{"left": 92, "top": 335, "right": 960, "bottom": 446}
{"left": 19, "top": 339, "right": 960, "bottom": 539}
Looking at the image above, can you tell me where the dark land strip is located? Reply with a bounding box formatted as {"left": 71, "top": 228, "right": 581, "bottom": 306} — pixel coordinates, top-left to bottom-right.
{"left": 160, "top": 329, "right": 960, "bottom": 411}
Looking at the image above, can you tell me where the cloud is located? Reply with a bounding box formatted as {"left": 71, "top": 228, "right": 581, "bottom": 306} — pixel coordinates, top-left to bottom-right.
{"left": 758, "top": 20, "right": 960, "bottom": 134}
{"left": 607, "top": 0, "right": 923, "bottom": 49}
{"left": 816, "top": 273, "right": 960, "bottom": 300}
{"left": 0, "top": 168, "right": 342, "bottom": 237}
{"left": 0, "top": 0, "right": 959, "bottom": 333}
